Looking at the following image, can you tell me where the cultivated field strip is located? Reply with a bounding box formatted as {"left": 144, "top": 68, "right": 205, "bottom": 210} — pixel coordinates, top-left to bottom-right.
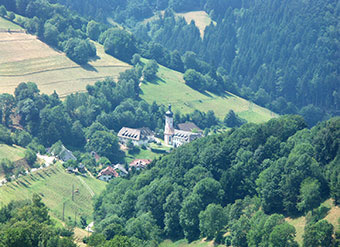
{"left": 0, "top": 31, "right": 131, "bottom": 96}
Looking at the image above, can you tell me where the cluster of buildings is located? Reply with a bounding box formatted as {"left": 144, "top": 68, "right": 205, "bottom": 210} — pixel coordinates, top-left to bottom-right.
{"left": 118, "top": 104, "right": 203, "bottom": 147}
{"left": 97, "top": 159, "right": 152, "bottom": 182}
{"left": 50, "top": 104, "right": 203, "bottom": 182}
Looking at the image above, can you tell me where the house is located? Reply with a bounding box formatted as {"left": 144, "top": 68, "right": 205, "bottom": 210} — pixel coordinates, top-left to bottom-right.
{"left": 129, "top": 159, "right": 152, "bottom": 171}
{"left": 49, "top": 143, "right": 76, "bottom": 162}
{"left": 97, "top": 166, "right": 119, "bottom": 182}
{"left": 114, "top": 164, "right": 129, "bottom": 177}
{"left": 177, "top": 121, "right": 203, "bottom": 134}
{"left": 118, "top": 127, "right": 154, "bottom": 146}
{"left": 164, "top": 105, "right": 203, "bottom": 147}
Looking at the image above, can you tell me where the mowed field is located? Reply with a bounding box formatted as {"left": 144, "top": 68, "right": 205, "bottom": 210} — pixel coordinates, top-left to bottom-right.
{"left": 0, "top": 17, "right": 131, "bottom": 98}
{"left": 140, "top": 64, "right": 277, "bottom": 123}
{"left": 0, "top": 162, "right": 106, "bottom": 222}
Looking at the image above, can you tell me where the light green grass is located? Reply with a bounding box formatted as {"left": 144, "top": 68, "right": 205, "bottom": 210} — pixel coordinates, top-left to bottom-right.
{"left": 0, "top": 144, "right": 26, "bottom": 161}
{"left": 125, "top": 147, "right": 163, "bottom": 164}
{"left": 0, "top": 163, "right": 106, "bottom": 222}
{"left": 140, "top": 64, "right": 277, "bottom": 123}
{"left": 159, "top": 239, "right": 224, "bottom": 247}
{"left": 0, "top": 17, "right": 21, "bottom": 29}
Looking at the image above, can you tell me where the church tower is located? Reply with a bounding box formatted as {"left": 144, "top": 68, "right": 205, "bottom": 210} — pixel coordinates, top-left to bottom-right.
{"left": 164, "top": 104, "right": 174, "bottom": 145}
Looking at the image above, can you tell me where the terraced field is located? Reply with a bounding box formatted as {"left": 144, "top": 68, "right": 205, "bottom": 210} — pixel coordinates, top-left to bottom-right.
{"left": 0, "top": 17, "right": 130, "bottom": 98}
{"left": 0, "top": 163, "right": 106, "bottom": 222}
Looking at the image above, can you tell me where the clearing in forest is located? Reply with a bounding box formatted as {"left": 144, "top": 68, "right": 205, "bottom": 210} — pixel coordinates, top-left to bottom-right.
{"left": 177, "top": 11, "right": 215, "bottom": 38}
{"left": 0, "top": 17, "right": 131, "bottom": 98}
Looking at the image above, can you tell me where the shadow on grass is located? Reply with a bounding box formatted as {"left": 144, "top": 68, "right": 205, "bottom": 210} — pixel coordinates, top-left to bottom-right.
{"left": 81, "top": 63, "right": 98, "bottom": 72}
{"left": 37, "top": 172, "right": 45, "bottom": 179}
{"left": 145, "top": 75, "right": 166, "bottom": 85}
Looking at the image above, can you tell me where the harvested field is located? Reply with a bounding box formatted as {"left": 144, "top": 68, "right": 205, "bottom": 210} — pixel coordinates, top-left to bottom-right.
{"left": 0, "top": 25, "right": 131, "bottom": 97}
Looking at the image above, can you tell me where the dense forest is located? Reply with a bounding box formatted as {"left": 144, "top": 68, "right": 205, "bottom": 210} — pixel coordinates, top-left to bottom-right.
{"left": 35, "top": 0, "right": 339, "bottom": 126}
{"left": 92, "top": 116, "right": 339, "bottom": 246}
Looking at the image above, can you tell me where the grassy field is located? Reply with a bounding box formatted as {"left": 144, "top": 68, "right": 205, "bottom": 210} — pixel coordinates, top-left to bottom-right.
{"left": 0, "top": 17, "right": 22, "bottom": 29}
{"left": 159, "top": 239, "right": 224, "bottom": 247}
{"left": 0, "top": 143, "right": 26, "bottom": 161}
{"left": 140, "top": 64, "right": 277, "bottom": 123}
{"left": 0, "top": 163, "right": 106, "bottom": 223}
{"left": 177, "top": 11, "right": 215, "bottom": 38}
{"left": 0, "top": 17, "right": 131, "bottom": 98}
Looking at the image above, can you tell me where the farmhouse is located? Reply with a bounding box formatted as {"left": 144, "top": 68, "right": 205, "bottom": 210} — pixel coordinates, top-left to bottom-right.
{"left": 129, "top": 159, "right": 152, "bottom": 170}
{"left": 97, "top": 166, "right": 119, "bottom": 182}
{"left": 48, "top": 143, "right": 76, "bottom": 162}
{"left": 164, "top": 105, "right": 203, "bottom": 147}
{"left": 118, "top": 127, "right": 154, "bottom": 146}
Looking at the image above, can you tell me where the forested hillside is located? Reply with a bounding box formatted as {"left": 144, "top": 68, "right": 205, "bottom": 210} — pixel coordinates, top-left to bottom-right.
{"left": 92, "top": 116, "right": 339, "bottom": 246}
{"left": 45, "top": 0, "right": 339, "bottom": 126}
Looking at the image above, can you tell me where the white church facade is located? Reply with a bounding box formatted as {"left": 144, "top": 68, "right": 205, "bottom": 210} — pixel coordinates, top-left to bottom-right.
{"left": 164, "top": 105, "right": 203, "bottom": 147}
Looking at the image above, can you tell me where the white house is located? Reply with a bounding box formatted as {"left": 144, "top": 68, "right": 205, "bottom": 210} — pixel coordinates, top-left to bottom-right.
{"left": 118, "top": 127, "right": 154, "bottom": 146}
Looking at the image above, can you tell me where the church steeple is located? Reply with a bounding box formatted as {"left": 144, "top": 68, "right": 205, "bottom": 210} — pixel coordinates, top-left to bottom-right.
{"left": 164, "top": 104, "right": 174, "bottom": 145}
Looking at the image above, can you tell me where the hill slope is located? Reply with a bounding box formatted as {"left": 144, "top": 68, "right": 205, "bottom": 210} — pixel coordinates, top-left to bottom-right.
{"left": 141, "top": 64, "right": 277, "bottom": 122}
{"left": 0, "top": 162, "right": 106, "bottom": 223}
{"left": 0, "top": 17, "right": 131, "bottom": 98}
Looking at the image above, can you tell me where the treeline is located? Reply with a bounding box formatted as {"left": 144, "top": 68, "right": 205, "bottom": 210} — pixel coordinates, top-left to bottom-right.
{"left": 92, "top": 116, "right": 339, "bottom": 246}
{"left": 0, "top": 194, "right": 77, "bottom": 247}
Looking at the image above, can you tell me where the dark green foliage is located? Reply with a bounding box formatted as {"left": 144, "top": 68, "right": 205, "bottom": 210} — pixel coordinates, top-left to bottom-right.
{"left": 102, "top": 28, "right": 137, "bottom": 62}
{"left": 0, "top": 124, "right": 13, "bottom": 145}
{"left": 64, "top": 38, "right": 95, "bottom": 64}
{"left": 24, "top": 149, "right": 37, "bottom": 167}
{"left": 85, "top": 130, "right": 121, "bottom": 163}
{"left": 223, "top": 110, "right": 246, "bottom": 128}
{"left": 303, "top": 220, "right": 334, "bottom": 247}
{"left": 0, "top": 5, "right": 6, "bottom": 17}
{"left": 142, "top": 60, "right": 159, "bottom": 81}
{"left": 0, "top": 194, "right": 75, "bottom": 247}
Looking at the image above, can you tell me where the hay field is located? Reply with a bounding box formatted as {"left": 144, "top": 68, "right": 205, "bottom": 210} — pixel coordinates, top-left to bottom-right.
{"left": 140, "top": 64, "right": 277, "bottom": 123}
{"left": 0, "top": 18, "right": 131, "bottom": 97}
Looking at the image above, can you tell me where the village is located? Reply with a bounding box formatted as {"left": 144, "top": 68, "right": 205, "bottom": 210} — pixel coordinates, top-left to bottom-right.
{"left": 27, "top": 105, "right": 205, "bottom": 183}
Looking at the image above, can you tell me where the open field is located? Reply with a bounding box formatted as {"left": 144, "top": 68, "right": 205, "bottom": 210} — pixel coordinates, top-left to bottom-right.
{"left": 0, "top": 163, "right": 106, "bottom": 222}
{"left": 159, "top": 239, "right": 223, "bottom": 247}
{"left": 0, "top": 17, "right": 22, "bottom": 29}
{"left": 0, "top": 17, "right": 131, "bottom": 98}
{"left": 140, "top": 64, "right": 277, "bottom": 123}
{"left": 177, "top": 11, "right": 215, "bottom": 38}
{"left": 0, "top": 143, "right": 26, "bottom": 161}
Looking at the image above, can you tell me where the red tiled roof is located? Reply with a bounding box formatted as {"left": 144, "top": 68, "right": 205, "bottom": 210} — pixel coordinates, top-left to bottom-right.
{"left": 98, "top": 166, "right": 119, "bottom": 177}
{"left": 129, "top": 159, "right": 152, "bottom": 167}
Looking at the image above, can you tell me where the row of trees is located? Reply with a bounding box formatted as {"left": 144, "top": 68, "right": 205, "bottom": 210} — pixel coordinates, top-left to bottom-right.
{"left": 93, "top": 116, "right": 339, "bottom": 246}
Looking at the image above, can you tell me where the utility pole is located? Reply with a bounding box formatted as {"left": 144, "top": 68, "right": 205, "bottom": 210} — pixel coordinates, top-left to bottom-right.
{"left": 72, "top": 184, "right": 74, "bottom": 201}
{"left": 62, "top": 201, "right": 66, "bottom": 221}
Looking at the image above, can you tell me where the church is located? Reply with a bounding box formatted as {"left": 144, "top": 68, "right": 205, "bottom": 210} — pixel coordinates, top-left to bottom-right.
{"left": 164, "top": 105, "right": 203, "bottom": 147}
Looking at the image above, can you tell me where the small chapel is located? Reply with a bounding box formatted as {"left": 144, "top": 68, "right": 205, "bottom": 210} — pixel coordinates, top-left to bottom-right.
{"left": 164, "top": 105, "right": 203, "bottom": 147}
